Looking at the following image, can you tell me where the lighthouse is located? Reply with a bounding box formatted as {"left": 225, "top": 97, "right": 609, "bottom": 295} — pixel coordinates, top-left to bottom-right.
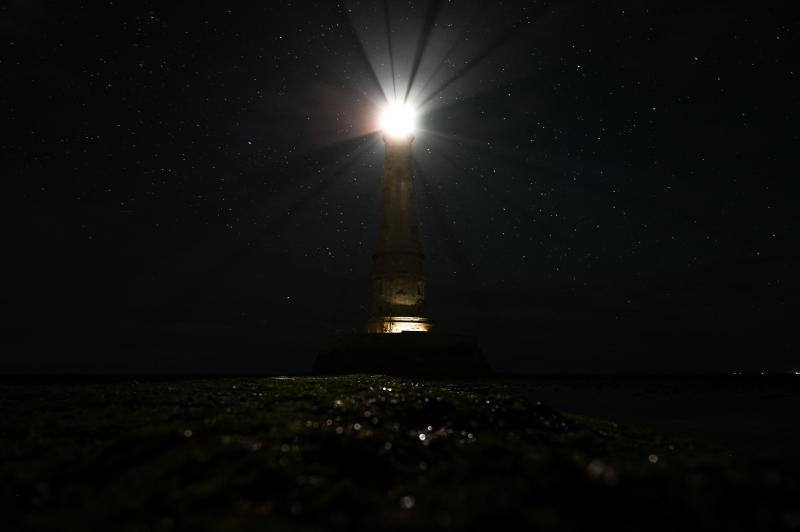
{"left": 366, "top": 108, "right": 432, "bottom": 334}
{"left": 313, "top": 102, "right": 489, "bottom": 375}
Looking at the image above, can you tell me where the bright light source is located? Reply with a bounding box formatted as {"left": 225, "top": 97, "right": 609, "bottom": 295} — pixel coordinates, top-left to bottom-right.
{"left": 380, "top": 316, "right": 431, "bottom": 333}
{"left": 380, "top": 103, "right": 416, "bottom": 138}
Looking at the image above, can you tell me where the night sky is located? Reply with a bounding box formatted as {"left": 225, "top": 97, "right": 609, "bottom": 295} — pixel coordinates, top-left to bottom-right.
{"left": 3, "top": 1, "right": 797, "bottom": 374}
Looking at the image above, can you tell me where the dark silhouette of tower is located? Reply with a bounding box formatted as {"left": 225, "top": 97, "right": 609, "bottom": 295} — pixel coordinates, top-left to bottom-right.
{"left": 365, "top": 133, "right": 432, "bottom": 333}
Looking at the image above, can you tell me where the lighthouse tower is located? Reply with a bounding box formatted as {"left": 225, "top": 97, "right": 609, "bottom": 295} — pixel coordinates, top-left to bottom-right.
{"left": 313, "top": 102, "right": 489, "bottom": 375}
{"left": 365, "top": 132, "right": 432, "bottom": 333}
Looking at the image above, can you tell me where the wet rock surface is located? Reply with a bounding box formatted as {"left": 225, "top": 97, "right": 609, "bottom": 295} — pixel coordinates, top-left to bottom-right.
{"left": 1, "top": 376, "right": 798, "bottom": 531}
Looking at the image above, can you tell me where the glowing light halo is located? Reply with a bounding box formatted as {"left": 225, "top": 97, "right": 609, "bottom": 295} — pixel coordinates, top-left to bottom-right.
{"left": 379, "top": 102, "right": 416, "bottom": 138}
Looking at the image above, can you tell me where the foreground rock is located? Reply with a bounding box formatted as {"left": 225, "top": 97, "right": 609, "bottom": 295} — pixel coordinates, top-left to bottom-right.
{"left": 1, "top": 376, "right": 797, "bottom": 531}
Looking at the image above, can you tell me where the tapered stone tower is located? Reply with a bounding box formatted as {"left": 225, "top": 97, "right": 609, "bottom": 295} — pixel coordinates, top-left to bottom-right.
{"left": 365, "top": 133, "right": 432, "bottom": 333}
{"left": 312, "top": 105, "right": 490, "bottom": 375}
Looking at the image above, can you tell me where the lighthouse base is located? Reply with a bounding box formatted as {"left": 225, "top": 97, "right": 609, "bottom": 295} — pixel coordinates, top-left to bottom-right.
{"left": 313, "top": 332, "right": 491, "bottom": 376}
{"left": 365, "top": 315, "right": 433, "bottom": 334}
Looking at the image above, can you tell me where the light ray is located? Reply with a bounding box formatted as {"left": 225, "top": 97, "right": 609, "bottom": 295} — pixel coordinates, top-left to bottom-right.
{"left": 417, "top": 27, "right": 522, "bottom": 110}
{"left": 413, "top": 1, "right": 489, "bottom": 106}
{"left": 341, "top": 3, "right": 389, "bottom": 104}
{"left": 382, "top": 0, "right": 398, "bottom": 101}
{"left": 403, "top": 0, "right": 445, "bottom": 104}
